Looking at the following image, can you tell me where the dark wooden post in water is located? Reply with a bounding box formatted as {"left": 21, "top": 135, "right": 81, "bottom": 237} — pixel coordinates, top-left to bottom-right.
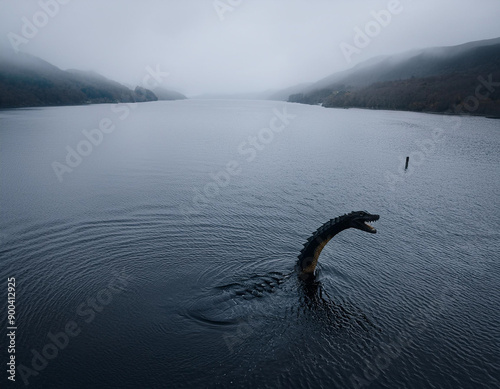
{"left": 405, "top": 156, "right": 409, "bottom": 170}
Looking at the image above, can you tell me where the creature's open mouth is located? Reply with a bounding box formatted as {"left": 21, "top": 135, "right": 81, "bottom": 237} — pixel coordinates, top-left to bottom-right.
{"left": 364, "top": 221, "right": 376, "bottom": 232}
{"left": 361, "top": 214, "right": 379, "bottom": 233}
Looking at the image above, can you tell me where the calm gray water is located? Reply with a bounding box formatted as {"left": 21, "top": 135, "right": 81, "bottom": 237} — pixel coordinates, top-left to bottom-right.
{"left": 1, "top": 100, "right": 499, "bottom": 388}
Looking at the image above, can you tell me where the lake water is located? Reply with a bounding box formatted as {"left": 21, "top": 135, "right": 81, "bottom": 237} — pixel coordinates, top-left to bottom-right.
{"left": 1, "top": 100, "right": 499, "bottom": 388}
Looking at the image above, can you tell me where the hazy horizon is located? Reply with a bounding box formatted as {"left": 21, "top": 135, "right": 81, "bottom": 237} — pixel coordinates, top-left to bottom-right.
{"left": 1, "top": 0, "right": 500, "bottom": 96}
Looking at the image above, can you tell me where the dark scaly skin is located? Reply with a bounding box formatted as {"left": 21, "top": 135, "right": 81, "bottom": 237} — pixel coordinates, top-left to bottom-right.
{"left": 297, "top": 211, "right": 379, "bottom": 277}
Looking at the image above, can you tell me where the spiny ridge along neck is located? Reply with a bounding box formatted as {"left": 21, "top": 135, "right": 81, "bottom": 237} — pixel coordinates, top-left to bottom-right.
{"left": 297, "top": 211, "right": 380, "bottom": 275}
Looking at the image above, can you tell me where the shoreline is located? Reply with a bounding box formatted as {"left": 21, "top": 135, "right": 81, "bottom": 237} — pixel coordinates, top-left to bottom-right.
{"left": 1, "top": 99, "right": 499, "bottom": 119}
{"left": 316, "top": 104, "right": 500, "bottom": 119}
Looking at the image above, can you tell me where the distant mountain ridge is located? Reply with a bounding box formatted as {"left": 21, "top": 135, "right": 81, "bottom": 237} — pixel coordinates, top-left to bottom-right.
{"left": 0, "top": 52, "right": 186, "bottom": 108}
{"left": 153, "top": 87, "right": 187, "bottom": 101}
{"left": 286, "top": 37, "right": 500, "bottom": 116}
{"left": 306, "top": 37, "right": 500, "bottom": 91}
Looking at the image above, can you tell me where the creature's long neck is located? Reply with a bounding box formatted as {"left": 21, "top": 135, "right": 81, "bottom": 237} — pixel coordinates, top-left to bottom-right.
{"left": 297, "top": 216, "right": 350, "bottom": 275}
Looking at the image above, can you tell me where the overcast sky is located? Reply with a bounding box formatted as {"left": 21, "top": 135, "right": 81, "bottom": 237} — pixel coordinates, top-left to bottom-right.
{"left": 1, "top": 0, "right": 499, "bottom": 96}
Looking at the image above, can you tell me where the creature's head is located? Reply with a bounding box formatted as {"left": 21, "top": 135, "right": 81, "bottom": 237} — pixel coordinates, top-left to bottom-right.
{"left": 347, "top": 211, "right": 379, "bottom": 234}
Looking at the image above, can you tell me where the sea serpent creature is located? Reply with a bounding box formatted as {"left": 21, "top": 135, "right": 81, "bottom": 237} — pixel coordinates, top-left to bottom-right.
{"left": 212, "top": 211, "right": 379, "bottom": 301}
{"left": 297, "top": 211, "right": 379, "bottom": 278}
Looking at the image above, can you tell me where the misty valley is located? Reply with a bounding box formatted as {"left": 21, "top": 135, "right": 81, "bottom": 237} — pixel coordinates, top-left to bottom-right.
{"left": 1, "top": 2, "right": 499, "bottom": 388}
